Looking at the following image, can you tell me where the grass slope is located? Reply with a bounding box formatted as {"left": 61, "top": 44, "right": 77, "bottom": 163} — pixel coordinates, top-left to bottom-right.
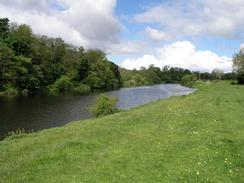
{"left": 0, "top": 81, "right": 243, "bottom": 183}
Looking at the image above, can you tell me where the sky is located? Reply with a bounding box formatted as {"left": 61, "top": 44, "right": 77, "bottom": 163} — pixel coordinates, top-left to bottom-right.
{"left": 0, "top": 0, "right": 244, "bottom": 72}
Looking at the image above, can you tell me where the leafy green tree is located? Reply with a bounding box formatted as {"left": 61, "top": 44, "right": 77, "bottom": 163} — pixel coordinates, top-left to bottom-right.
{"left": 7, "top": 24, "right": 33, "bottom": 56}
{"left": 233, "top": 51, "right": 244, "bottom": 84}
{"left": 181, "top": 74, "right": 197, "bottom": 87}
{"left": 233, "top": 51, "right": 244, "bottom": 74}
{"left": 0, "top": 18, "right": 9, "bottom": 40}
{"left": 0, "top": 42, "right": 16, "bottom": 89}
{"left": 48, "top": 76, "right": 74, "bottom": 94}
{"left": 77, "top": 57, "right": 89, "bottom": 81}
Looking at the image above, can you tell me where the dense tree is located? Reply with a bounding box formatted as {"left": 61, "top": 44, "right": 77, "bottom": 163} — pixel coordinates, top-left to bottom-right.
{"left": 0, "top": 18, "right": 122, "bottom": 96}
{"left": 233, "top": 51, "right": 244, "bottom": 84}
{"left": 0, "top": 18, "right": 9, "bottom": 40}
{"left": 7, "top": 24, "right": 33, "bottom": 56}
{"left": 0, "top": 42, "right": 16, "bottom": 89}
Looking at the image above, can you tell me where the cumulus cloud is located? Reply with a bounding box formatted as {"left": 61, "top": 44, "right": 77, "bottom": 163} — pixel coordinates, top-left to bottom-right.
{"left": 145, "top": 27, "right": 171, "bottom": 41}
{"left": 0, "top": 0, "right": 121, "bottom": 50}
{"left": 121, "top": 41, "right": 232, "bottom": 72}
{"left": 134, "top": 0, "right": 244, "bottom": 39}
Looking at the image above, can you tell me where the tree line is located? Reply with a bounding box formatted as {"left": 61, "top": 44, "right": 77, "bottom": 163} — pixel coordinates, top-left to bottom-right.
{"left": 120, "top": 65, "right": 238, "bottom": 88}
{"left": 0, "top": 17, "right": 243, "bottom": 97}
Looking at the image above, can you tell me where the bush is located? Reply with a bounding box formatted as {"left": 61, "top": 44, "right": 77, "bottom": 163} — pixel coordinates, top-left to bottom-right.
{"left": 90, "top": 94, "right": 119, "bottom": 117}
{"left": 181, "top": 74, "right": 197, "bottom": 87}
{"left": 48, "top": 76, "right": 74, "bottom": 94}
{"left": 0, "top": 85, "right": 18, "bottom": 97}
{"left": 73, "top": 83, "right": 91, "bottom": 94}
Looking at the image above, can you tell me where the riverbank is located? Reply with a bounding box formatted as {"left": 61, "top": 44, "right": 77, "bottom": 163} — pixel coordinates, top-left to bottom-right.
{"left": 0, "top": 81, "right": 243, "bottom": 182}
{"left": 0, "top": 84, "right": 194, "bottom": 139}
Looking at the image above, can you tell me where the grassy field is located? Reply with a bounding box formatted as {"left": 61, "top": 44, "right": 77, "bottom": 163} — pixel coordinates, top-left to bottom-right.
{"left": 0, "top": 81, "right": 243, "bottom": 183}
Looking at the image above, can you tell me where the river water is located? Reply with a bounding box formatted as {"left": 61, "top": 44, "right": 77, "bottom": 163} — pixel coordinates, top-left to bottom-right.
{"left": 0, "top": 84, "right": 195, "bottom": 139}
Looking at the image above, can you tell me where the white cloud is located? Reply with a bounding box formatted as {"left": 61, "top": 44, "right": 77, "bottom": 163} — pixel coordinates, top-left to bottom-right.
{"left": 145, "top": 27, "right": 171, "bottom": 41}
{"left": 120, "top": 41, "right": 232, "bottom": 72}
{"left": 0, "top": 0, "right": 121, "bottom": 50}
{"left": 240, "top": 44, "right": 244, "bottom": 49}
{"left": 134, "top": 0, "right": 244, "bottom": 39}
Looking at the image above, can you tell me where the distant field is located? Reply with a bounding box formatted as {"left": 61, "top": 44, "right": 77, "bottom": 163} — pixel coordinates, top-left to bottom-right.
{"left": 0, "top": 81, "right": 243, "bottom": 183}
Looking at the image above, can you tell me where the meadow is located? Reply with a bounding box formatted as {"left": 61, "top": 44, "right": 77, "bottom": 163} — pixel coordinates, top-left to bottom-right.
{"left": 0, "top": 81, "right": 243, "bottom": 183}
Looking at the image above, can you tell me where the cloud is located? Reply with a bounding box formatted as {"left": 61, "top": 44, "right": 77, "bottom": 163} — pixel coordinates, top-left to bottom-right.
{"left": 145, "top": 27, "right": 171, "bottom": 41}
{"left": 120, "top": 41, "right": 232, "bottom": 72}
{"left": 240, "top": 44, "right": 244, "bottom": 49}
{"left": 0, "top": 0, "right": 121, "bottom": 50}
{"left": 107, "top": 40, "right": 148, "bottom": 55}
{"left": 134, "top": 0, "right": 244, "bottom": 39}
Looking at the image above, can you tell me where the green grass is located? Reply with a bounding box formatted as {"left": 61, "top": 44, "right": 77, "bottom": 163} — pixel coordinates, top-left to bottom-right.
{"left": 0, "top": 81, "right": 243, "bottom": 183}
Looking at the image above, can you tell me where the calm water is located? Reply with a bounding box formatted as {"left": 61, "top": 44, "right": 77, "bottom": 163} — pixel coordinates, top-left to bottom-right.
{"left": 0, "top": 84, "right": 195, "bottom": 139}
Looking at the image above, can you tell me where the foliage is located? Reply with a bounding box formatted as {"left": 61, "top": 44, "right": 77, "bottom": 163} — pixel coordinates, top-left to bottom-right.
{"left": 80, "top": 50, "right": 122, "bottom": 89}
{"left": 90, "top": 94, "right": 118, "bottom": 117}
{"left": 0, "top": 18, "right": 122, "bottom": 96}
{"left": 211, "top": 68, "right": 224, "bottom": 80}
{"left": 0, "top": 84, "right": 18, "bottom": 97}
{"left": 233, "top": 51, "right": 244, "bottom": 84}
{"left": 120, "top": 65, "right": 192, "bottom": 87}
{"left": 73, "top": 83, "right": 91, "bottom": 94}
{"left": 181, "top": 74, "right": 198, "bottom": 87}
{"left": 0, "top": 82, "right": 243, "bottom": 182}
{"left": 0, "top": 17, "right": 241, "bottom": 97}
{"left": 0, "top": 18, "right": 9, "bottom": 40}
{"left": 233, "top": 51, "right": 244, "bottom": 74}
{"left": 48, "top": 76, "right": 74, "bottom": 94}
{"left": 237, "top": 73, "right": 244, "bottom": 84}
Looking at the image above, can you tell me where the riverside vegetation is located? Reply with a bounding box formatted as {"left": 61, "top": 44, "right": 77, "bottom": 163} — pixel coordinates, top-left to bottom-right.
{"left": 0, "top": 18, "right": 241, "bottom": 97}
{"left": 0, "top": 81, "right": 243, "bottom": 182}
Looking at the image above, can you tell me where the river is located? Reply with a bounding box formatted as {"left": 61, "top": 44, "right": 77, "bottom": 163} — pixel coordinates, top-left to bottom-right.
{"left": 0, "top": 84, "right": 195, "bottom": 139}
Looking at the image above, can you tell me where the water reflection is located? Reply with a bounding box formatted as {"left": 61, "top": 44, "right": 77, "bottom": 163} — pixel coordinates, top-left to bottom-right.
{"left": 0, "top": 84, "right": 195, "bottom": 139}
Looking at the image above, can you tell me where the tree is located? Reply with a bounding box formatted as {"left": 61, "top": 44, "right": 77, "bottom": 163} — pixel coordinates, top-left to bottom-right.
{"left": 233, "top": 51, "right": 244, "bottom": 74}
{"left": 0, "top": 42, "right": 16, "bottom": 89}
{"left": 212, "top": 69, "right": 224, "bottom": 80}
{"left": 7, "top": 24, "right": 33, "bottom": 56}
{"left": 181, "top": 74, "right": 197, "bottom": 87}
{"left": 233, "top": 51, "right": 244, "bottom": 84}
{"left": 0, "top": 18, "right": 9, "bottom": 40}
{"left": 0, "top": 18, "right": 124, "bottom": 96}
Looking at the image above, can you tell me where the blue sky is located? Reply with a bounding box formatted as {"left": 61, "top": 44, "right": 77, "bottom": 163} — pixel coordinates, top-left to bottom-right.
{"left": 0, "top": 0, "right": 243, "bottom": 72}
{"left": 114, "top": 0, "right": 242, "bottom": 57}
{"left": 109, "top": 0, "right": 244, "bottom": 72}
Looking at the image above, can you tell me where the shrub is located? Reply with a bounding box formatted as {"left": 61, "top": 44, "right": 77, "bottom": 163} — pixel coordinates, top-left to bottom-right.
{"left": 90, "top": 94, "right": 119, "bottom": 117}
{"left": 0, "top": 85, "right": 18, "bottom": 97}
{"left": 73, "top": 83, "right": 91, "bottom": 94}
{"left": 48, "top": 76, "right": 74, "bottom": 94}
{"left": 181, "top": 74, "right": 197, "bottom": 87}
